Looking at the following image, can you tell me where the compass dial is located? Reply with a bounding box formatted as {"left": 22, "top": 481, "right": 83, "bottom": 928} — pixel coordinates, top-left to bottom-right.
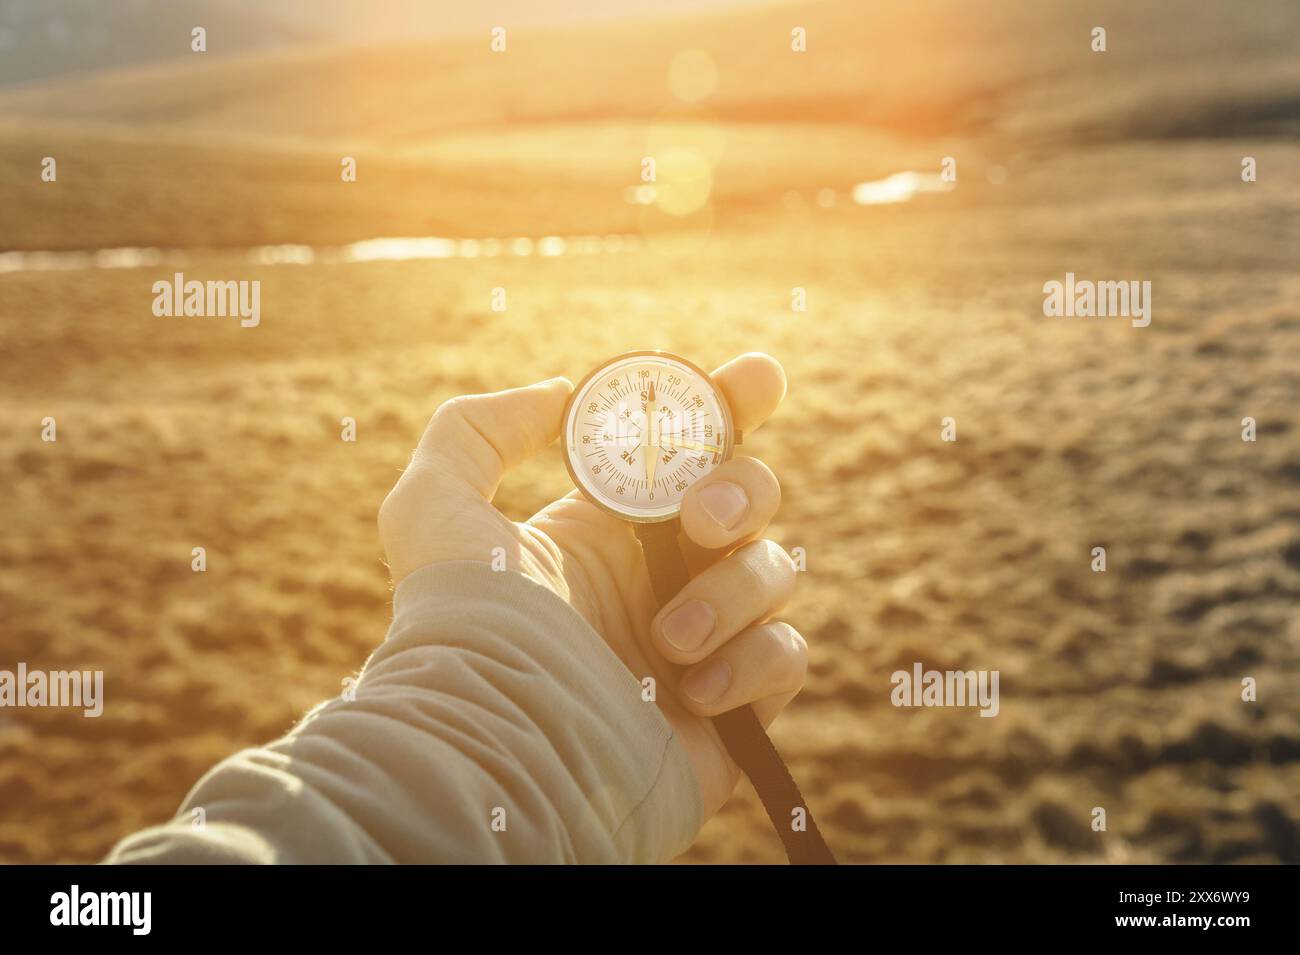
{"left": 563, "top": 351, "right": 734, "bottom": 522}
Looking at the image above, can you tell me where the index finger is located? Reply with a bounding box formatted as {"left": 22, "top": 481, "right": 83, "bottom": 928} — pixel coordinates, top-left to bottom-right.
{"left": 710, "top": 353, "right": 787, "bottom": 438}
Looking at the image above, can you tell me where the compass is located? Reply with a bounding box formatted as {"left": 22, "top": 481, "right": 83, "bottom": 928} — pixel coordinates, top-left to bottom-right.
{"left": 562, "top": 350, "right": 737, "bottom": 523}
{"left": 561, "top": 350, "right": 836, "bottom": 865}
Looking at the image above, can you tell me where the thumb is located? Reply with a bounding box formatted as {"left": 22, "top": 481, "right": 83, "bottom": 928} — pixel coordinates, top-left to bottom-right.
{"left": 415, "top": 377, "right": 573, "bottom": 499}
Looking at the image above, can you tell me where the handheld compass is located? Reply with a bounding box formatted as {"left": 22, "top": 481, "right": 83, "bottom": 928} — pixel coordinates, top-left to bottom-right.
{"left": 562, "top": 350, "right": 836, "bottom": 865}
{"left": 562, "top": 350, "right": 735, "bottom": 523}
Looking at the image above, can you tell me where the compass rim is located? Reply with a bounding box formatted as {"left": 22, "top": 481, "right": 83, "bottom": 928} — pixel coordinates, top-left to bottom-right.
{"left": 561, "top": 349, "right": 736, "bottom": 524}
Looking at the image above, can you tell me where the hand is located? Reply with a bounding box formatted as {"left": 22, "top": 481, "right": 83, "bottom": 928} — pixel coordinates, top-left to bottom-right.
{"left": 377, "top": 353, "right": 804, "bottom": 825}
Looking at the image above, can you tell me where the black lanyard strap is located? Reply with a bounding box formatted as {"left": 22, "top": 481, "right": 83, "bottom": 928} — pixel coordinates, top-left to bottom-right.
{"left": 635, "top": 518, "right": 836, "bottom": 865}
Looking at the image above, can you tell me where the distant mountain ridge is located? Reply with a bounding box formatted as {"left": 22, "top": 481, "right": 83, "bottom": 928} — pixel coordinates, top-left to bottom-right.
{"left": 1, "top": 0, "right": 1295, "bottom": 151}
{"left": 0, "top": 0, "right": 317, "bottom": 87}
{"left": 0, "top": 0, "right": 766, "bottom": 88}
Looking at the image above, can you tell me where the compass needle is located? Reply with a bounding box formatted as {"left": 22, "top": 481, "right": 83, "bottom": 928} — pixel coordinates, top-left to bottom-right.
{"left": 644, "top": 381, "right": 658, "bottom": 488}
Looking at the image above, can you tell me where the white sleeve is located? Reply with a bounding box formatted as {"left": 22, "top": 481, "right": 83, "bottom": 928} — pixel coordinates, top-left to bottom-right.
{"left": 105, "top": 562, "right": 701, "bottom": 864}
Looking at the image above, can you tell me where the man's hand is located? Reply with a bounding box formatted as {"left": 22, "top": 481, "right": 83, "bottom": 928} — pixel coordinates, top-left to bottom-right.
{"left": 377, "top": 353, "right": 803, "bottom": 823}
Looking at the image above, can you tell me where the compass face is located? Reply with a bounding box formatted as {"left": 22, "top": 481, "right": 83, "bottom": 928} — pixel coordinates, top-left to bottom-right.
{"left": 563, "top": 351, "right": 734, "bottom": 522}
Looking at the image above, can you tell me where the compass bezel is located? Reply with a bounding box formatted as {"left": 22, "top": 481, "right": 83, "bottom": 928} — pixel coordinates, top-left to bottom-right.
{"left": 561, "top": 350, "right": 736, "bottom": 524}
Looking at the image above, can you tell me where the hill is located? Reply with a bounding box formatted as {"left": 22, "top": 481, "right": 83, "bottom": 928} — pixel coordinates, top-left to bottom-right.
{"left": 1, "top": 0, "right": 1296, "bottom": 253}
{"left": 0, "top": 0, "right": 311, "bottom": 88}
{"left": 0, "top": 0, "right": 1295, "bottom": 147}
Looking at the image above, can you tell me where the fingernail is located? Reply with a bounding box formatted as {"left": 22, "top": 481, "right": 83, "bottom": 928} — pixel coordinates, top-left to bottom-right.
{"left": 697, "top": 482, "right": 748, "bottom": 530}
{"left": 681, "top": 658, "right": 732, "bottom": 705}
{"left": 660, "top": 599, "right": 715, "bottom": 652}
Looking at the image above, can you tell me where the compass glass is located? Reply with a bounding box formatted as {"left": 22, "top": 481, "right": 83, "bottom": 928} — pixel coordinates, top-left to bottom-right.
{"left": 563, "top": 352, "right": 734, "bottom": 522}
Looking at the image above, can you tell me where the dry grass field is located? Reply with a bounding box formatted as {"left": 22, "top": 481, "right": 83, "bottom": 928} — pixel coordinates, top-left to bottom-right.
{"left": 1, "top": 0, "right": 1298, "bottom": 863}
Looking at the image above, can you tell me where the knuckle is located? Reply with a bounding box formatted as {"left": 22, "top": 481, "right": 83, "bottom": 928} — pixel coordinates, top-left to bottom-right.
{"left": 733, "top": 540, "right": 774, "bottom": 589}
{"left": 722, "top": 540, "right": 794, "bottom": 604}
{"left": 768, "top": 622, "right": 808, "bottom": 683}
{"left": 746, "top": 538, "right": 794, "bottom": 582}
{"left": 433, "top": 394, "right": 475, "bottom": 428}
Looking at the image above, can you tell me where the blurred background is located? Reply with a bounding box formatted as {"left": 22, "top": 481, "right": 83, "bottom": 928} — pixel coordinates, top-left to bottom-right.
{"left": 1, "top": 0, "right": 1298, "bottom": 863}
